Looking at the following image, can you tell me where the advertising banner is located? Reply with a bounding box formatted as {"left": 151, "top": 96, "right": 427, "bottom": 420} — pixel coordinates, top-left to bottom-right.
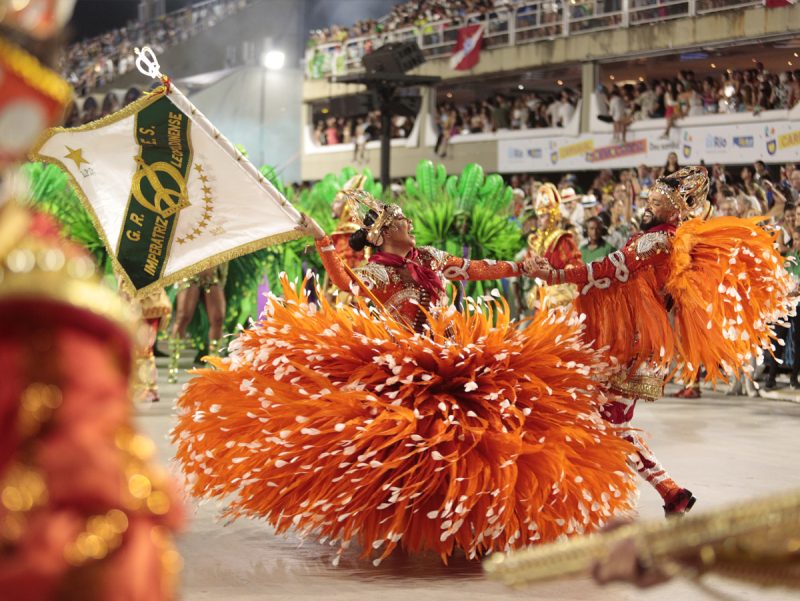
{"left": 498, "top": 120, "right": 800, "bottom": 173}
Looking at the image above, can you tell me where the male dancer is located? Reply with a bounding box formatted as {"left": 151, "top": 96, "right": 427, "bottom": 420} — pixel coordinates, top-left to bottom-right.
{"left": 535, "top": 167, "right": 752, "bottom": 516}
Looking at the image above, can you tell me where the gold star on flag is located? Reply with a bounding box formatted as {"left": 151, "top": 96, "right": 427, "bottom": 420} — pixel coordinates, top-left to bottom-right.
{"left": 64, "top": 146, "right": 89, "bottom": 168}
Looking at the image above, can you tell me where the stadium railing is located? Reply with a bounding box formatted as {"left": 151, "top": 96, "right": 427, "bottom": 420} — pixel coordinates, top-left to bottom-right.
{"left": 305, "top": 0, "right": 763, "bottom": 79}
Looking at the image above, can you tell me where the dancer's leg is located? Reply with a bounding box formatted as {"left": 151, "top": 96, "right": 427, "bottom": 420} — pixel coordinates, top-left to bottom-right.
{"left": 601, "top": 395, "right": 695, "bottom": 516}
{"left": 203, "top": 283, "right": 226, "bottom": 355}
{"left": 168, "top": 285, "right": 200, "bottom": 382}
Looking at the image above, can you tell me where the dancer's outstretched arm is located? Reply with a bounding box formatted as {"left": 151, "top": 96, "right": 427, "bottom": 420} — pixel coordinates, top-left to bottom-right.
{"left": 529, "top": 232, "right": 672, "bottom": 294}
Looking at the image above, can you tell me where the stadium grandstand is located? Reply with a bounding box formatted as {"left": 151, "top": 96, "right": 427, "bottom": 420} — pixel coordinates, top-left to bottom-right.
{"left": 300, "top": 1, "right": 799, "bottom": 182}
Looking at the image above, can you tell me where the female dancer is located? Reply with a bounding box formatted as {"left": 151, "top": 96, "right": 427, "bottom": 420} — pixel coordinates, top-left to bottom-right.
{"left": 172, "top": 191, "right": 638, "bottom": 564}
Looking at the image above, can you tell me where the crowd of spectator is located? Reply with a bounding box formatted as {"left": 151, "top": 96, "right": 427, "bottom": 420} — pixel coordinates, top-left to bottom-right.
{"left": 310, "top": 62, "right": 800, "bottom": 153}
{"left": 60, "top": 0, "right": 246, "bottom": 97}
{"left": 309, "top": 87, "right": 578, "bottom": 154}
{"left": 306, "top": 0, "right": 753, "bottom": 55}
{"left": 312, "top": 113, "right": 416, "bottom": 160}
{"left": 434, "top": 89, "right": 578, "bottom": 155}
{"left": 598, "top": 65, "right": 800, "bottom": 142}
{"left": 508, "top": 157, "right": 800, "bottom": 250}
{"left": 308, "top": 0, "right": 520, "bottom": 47}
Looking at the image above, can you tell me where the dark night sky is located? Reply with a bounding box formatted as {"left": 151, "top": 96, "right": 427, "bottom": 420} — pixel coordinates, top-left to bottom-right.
{"left": 68, "top": 1, "right": 139, "bottom": 41}
{"left": 68, "top": 0, "right": 397, "bottom": 42}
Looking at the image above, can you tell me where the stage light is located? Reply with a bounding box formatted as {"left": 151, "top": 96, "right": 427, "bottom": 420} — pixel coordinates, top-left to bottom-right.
{"left": 710, "top": 63, "right": 716, "bottom": 68}
{"left": 262, "top": 50, "right": 285, "bottom": 70}
{"left": 557, "top": 80, "right": 564, "bottom": 86}
{"left": 518, "top": 84, "right": 524, "bottom": 90}
{"left": 609, "top": 75, "right": 615, "bottom": 80}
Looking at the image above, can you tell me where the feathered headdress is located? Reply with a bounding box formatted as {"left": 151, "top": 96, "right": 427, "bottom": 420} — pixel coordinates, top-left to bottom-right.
{"left": 343, "top": 189, "right": 404, "bottom": 246}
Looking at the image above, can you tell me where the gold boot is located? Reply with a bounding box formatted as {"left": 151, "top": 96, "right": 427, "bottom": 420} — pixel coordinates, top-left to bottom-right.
{"left": 167, "top": 336, "right": 183, "bottom": 384}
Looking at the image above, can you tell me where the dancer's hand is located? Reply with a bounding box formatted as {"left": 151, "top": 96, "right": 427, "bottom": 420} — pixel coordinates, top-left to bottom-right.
{"left": 522, "top": 255, "right": 553, "bottom": 280}
{"left": 295, "top": 213, "right": 325, "bottom": 240}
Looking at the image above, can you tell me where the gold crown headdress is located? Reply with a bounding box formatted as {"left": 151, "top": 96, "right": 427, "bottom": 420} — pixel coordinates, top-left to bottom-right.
{"left": 653, "top": 166, "right": 710, "bottom": 221}
{"left": 534, "top": 183, "right": 563, "bottom": 231}
{"left": 343, "top": 190, "right": 405, "bottom": 246}
{"left": 534, "top": 183, "right": 560, "bottom": 211}
{"left": 332, "top": 175, "right": 367, "bottom": 234}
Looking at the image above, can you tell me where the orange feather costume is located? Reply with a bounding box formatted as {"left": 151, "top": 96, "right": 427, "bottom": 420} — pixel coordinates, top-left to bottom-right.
{"left": 541, "top": 166, "right": 794, "bottom": 514}
{"left": 172, "top": 194, "right": 639, "bottom": 564}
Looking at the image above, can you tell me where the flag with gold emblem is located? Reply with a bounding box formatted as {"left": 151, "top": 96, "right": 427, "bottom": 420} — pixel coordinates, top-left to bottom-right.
{"left": 31, "top": 84, "right": 302, "bottom": 296}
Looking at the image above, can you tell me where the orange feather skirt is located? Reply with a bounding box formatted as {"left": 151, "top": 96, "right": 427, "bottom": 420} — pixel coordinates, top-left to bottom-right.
{"left": 172, "top": 281, "right": 637, "bottom": 563}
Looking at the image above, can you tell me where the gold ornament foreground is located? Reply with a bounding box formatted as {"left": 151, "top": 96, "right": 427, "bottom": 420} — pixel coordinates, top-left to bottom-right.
{"left": 484, "top": 488, "right": 800, "bottom": 587}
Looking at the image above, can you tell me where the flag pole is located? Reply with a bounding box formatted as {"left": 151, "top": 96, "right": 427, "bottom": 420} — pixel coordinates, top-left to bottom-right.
{"left": 134, "top": 47, "right": 302, "bottom": 226}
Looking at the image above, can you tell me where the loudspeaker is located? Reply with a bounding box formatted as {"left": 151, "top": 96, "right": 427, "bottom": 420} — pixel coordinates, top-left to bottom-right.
{"left": 362, "top": 41, "right": 425, "bottom": 74}
{"left": 327, "top": 93, "right": 375, "bottom": 118}
{"left": 382, "top": 94, "right": 422, "bottom": 118}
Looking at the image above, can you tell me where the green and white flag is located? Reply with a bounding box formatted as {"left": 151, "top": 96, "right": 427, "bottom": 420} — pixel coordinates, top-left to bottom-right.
{"left": 31, "top": 73, "right": 301, "bottom": 296}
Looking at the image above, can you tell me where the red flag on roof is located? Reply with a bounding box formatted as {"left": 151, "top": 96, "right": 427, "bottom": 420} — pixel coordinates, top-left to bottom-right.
{"left": 450, "top": 24, "right": 484, "bottom": 71}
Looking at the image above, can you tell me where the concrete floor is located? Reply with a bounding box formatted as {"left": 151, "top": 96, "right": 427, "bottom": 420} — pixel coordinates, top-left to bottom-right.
{"left": 135, "top": 357, "right": 800, "bottom": 601}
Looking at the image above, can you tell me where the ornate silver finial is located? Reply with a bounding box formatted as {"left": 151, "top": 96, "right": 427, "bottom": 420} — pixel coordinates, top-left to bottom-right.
{"left": 135, "top": 46, "right": 162, "bottom": 80}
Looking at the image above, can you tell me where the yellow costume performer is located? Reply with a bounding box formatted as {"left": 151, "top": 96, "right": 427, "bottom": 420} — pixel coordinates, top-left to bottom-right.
{"left": 524, "top": 184, "right": 582, "bottom": 309}
{"left": 172, "top": 191, "right": 639, "bottom": 564}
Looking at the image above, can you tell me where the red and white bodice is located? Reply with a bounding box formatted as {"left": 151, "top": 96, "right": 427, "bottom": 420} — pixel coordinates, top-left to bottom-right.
{"left": 316, "top": 236, "right": 524, "bottom": 331}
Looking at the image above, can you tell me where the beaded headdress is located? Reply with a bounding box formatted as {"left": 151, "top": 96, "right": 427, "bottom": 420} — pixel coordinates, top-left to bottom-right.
{"left": 343, "top": 190, "right": 405, "bottom": 246}
{"left": 653, "top": 166, "right": 710, "bottom": 221}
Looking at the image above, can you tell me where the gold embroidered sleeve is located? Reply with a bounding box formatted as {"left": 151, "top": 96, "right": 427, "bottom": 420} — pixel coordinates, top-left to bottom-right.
{"left": 351, "top": 262, "right": 390, "bottom": 293}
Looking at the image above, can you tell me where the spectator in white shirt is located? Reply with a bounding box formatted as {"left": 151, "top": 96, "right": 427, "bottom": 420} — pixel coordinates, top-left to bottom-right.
{"left": 557, "top": 91, "right": 575, "bottom": 127}
{"left": 546, "top": 96, "right": 561, "bottom": 127}
{"left": 609, "top": 87, "right": 629, "bottom": 143}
